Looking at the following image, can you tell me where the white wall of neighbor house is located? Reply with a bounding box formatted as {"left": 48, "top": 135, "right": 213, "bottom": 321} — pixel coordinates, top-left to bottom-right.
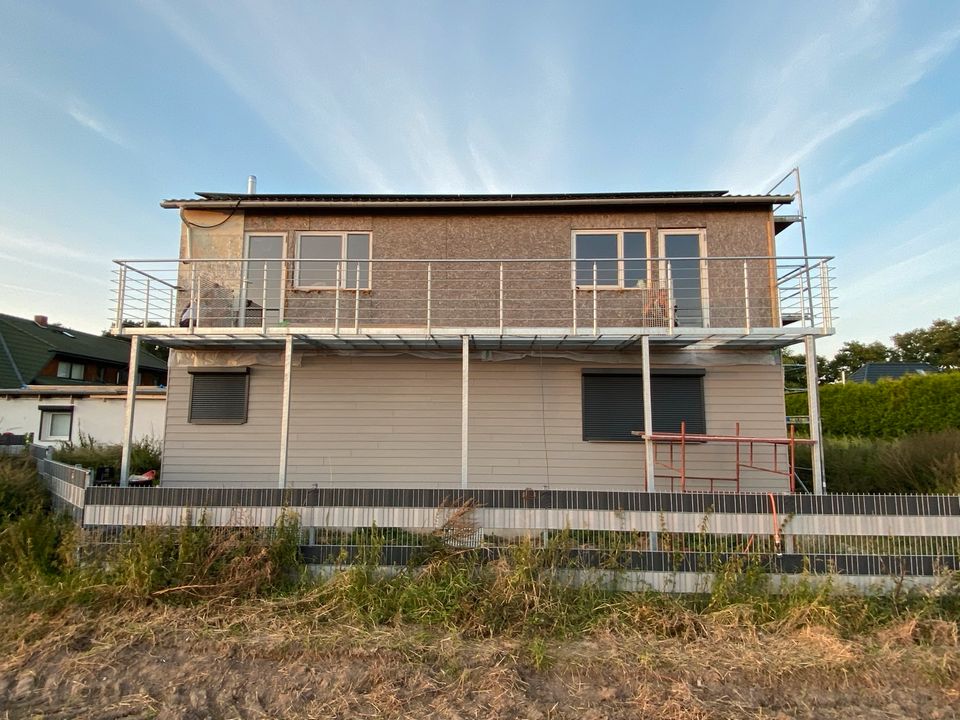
{"left": 0, "top": 393, "right": 166, "bottom": 446}
{"left": 160, "top": 352, "right": 790, "bottom": 492}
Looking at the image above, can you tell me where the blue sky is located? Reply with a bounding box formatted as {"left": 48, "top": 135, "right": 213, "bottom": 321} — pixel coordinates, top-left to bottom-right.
{"left": 0, "top": 0, "right": 958, "bottom": 354}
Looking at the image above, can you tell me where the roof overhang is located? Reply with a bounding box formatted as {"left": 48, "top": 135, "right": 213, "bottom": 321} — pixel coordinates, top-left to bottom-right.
{"left": 161, "top": 192, "right": 794, "bottom": 211}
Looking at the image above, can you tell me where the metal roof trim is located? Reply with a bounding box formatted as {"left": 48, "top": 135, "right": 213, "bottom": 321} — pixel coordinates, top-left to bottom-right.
{"left": 162, "top": 192, "right": 793, "bottom": 210}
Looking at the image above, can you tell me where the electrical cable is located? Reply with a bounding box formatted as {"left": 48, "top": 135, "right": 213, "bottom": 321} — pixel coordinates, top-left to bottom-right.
{"left": 180, "top": 199, "right": 243, "bottom": 229}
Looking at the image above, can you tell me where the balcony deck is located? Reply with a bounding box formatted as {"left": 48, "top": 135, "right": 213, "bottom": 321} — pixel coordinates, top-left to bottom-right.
{"left": 110, "top": 255, "right": 835, "bottom": 351}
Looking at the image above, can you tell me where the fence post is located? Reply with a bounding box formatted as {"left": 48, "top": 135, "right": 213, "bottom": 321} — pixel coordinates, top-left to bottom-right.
{"left": 819, "top": 260, "right": 831, "bottom": 332}
{"left": 592, "top": 261, "right": 598, "bottom": 335}
{"left": 743, "top": 260, "right": 751, "bottom": 332}
{"left": 498, "top": 262, "right": 504, "bottom": 335}
{"left": 426, "top": 262, "right": 432, "bottom": 334}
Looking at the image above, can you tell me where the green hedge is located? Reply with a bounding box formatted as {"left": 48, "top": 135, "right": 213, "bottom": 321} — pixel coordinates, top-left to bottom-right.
{"left": 786, "top": 371, "right": 960, "bottom": 438}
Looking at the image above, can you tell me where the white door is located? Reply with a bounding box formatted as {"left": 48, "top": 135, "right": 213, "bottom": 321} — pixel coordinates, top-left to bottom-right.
{"left": 243, "top": 234, "right": 284, "bottom": 327}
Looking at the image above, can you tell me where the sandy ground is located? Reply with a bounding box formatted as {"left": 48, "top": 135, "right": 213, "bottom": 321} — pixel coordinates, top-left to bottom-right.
{"left": 1, "top": 604, "right": 959, "bottom": 720}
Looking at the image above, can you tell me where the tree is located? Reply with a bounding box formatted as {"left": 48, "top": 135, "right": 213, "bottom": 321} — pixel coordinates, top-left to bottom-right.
{"left": 826, "top": 340, "right": 895, "bottom": 382}
{"left": 781, "top": 349, "right": 831, "bottom": 387}
{"left": 892, "top": 317, "right": 960, "bottom": 370}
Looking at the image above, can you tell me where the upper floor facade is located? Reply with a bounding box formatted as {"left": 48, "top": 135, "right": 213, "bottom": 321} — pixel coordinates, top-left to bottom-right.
{"left": 110, "top": 191, "right": 834, "bottom": 352}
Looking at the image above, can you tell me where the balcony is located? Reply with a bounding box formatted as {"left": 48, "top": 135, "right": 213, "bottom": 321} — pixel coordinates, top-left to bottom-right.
{"left": 109, "top": 256, "right": 835, "bottom": 351}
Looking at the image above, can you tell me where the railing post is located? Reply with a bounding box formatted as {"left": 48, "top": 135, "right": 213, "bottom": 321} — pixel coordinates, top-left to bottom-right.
{"left": 334, "top": 261, "right": 341, "bottom": 333}
{"left": 353, "top": 261, "right": 361, "bottom": 333}
{"left": 666, "top": 260, "right": 675, "bottom": 335}
{"left": 498, "top": 262, "right": 504, "bottom": 335}
{"left": 742, "top": 260, "right": 751, "bottom": 332}
{"left": 279, "top": 258, "right": 286, "bottom": 325}
{"left": 592, "top": 261, "right": 598, "bottom": 335}
{"left": 189, "top": 265, "right": 198, "bottom": 331}
{"left": 261, "top": 262, "right": 269, "bottom": 333}
{"left": 571, "top": 260, "right": 578, "bottom": 334}
{"left": 115, "top": 264, "right": 127, "bottom": 330}
{"left": 143, "top": 278, "right": 151, "bottom": 328}
{"left": 819, "top": 260, "right": 831, "bottom": 332}
{"left": 168, "top": 287, "right": 175, "bottom": 327}
{"left": 798, "top": 270, "right": 807, "bottom": 326}
{"left": 426, "top": 262, "right": 432, "bottom": 334}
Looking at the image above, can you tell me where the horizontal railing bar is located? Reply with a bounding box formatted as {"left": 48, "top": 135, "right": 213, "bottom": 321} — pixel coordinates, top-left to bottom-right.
{"left": 113, "top": 255, "right": 835, "bottom": 264}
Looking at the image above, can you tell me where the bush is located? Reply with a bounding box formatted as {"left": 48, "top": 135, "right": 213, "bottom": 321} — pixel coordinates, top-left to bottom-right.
{"left": 52, "top": 434, "right": 162, "bottom": 477}
{"left": 796, "top": 430, "right": 960, "bottom": 494}
{"left": 786, "top": 371, "right": 960, "bottom": 438}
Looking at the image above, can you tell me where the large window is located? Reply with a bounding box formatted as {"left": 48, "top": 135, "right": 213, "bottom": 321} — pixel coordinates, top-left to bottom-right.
{"left": 581, "top": 370, "right": 706, "bottom": 441}
{"left": 573, "top": 230, "right": 649, "bottom": 288}
{"left": 39, "top": 407, "right": 73, "bottom": 441}
{"left": 295, "top": 232, "right": 371, "bottom": 289}
{"left": 56, "top": 361, "right": 84, "bottom": 380}
{"left": 188, "top": 369, "right": 249, "bottom": 424}
{"left": 659, "top": 230, "right": 707, "bottom": 327}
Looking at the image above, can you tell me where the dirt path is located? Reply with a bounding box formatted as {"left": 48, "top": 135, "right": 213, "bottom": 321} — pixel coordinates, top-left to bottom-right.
{"left": 1, "top": 605, "right": 958, "bottom": 719}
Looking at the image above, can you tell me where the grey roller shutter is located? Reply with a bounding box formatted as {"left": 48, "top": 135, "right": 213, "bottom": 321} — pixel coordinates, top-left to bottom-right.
{"left": 581, "top": 371, "right": 706, "bottom": 440}
{"left": 188, "top": 371, "right": 249, "bottom": 424}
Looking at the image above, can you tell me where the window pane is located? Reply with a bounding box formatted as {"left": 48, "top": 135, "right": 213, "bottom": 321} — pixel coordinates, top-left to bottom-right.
{"left": 70, "top": 363, "right": 84, "bottom": 380}
{"left": 663, "top": 233, "right": 703, "bottom": 326}
{"left": 298, "top": 234, "right": 341, "bottom": 287}
{"left": 575, "top": 233, "right": 617, "bottom": 286}
{"left": 623, "top": 231, "right": 648, "bottom": 287}
{"left": 57, "top": 362, "right": 70, "bottom": 378}
{"left": 48, "top": 412, "right": 71, "bottom": 438}
{"left": 344, "top": 233, "right": 370, "bottom": 289}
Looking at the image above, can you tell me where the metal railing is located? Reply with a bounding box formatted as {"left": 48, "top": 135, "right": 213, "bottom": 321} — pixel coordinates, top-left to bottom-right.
{"left": 74, "top": 486, "right": 960, "bottom": 589}
{"left": 109, "top": 255, "right": 835, "bottom": 336}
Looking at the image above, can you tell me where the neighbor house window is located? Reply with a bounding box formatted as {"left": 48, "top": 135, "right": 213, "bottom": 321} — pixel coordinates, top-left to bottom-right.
{"left": 39, "top": 407, "right": 73, "bottom": 441}
{"left": 573, "top": 230, "right": 649, "bottom": 288}
{"left": 581, "top": 370, "right": 706, "bottom": 441}
{"left": 56, "top": 361, "right": 84, "bottom": 380}
{"left": 295, "top": 232, "right": 371, "bottom": 289}
{"left": 188, "top": 369, "right": 249, "bottom": 424}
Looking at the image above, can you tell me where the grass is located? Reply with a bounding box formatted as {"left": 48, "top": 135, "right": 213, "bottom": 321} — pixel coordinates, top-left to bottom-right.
{"left": 3, "top": 453, "right": 960, "bottom": 644}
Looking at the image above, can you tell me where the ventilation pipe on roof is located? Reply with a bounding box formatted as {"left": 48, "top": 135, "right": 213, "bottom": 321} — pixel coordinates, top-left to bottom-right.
{"left": 247, "top": 175, "right": 257, "bottom": 194}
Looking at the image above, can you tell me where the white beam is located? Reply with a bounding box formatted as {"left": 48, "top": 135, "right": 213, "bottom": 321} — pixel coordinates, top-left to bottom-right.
{"left": 119, "top": 337, "right": 140, "bottom": 484}
{"left": 461, "top": 334, "right": 470, "bottom": 488}
{"left": 278, "top": 334, "right": 294, "bottom": 489}
{"left": 805, "top": 336, "right": 825, "bottom": 494}
{"left": 641, "top": 335, "right": 655, "bottom": 493}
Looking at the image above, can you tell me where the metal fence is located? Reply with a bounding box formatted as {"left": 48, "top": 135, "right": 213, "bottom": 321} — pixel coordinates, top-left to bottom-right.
{"left": 32, "top": 482, "right": 954, "bottom": 590}
{"left": 110, "top": 255, "right": 835, "bottom": 336}
{"left": 34, "top": 450, "right": 88, "bottom": 524}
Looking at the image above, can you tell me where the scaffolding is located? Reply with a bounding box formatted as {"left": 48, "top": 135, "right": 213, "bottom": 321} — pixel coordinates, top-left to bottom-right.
{"left": 634, "top": 421, "right": 817, "bottom": 493}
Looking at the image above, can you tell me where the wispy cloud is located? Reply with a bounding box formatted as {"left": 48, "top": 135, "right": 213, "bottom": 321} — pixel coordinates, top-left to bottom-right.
{"left": 65, "top": 102, "right": 127, "bottom": 147}
{"left": 816, "top": 111, "right": 960, "bottom": 201}
{"left": 138, "top": 0, "right": 572, "bottom": 192}
{"left": 714, "top": 11, "right": 960, "bottom": 192}
{"left": 0, "top": 228, "right": 102, "bottom": 263}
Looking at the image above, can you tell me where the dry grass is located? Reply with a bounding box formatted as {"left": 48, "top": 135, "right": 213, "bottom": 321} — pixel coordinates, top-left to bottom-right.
{"left": 1, "top": 599, "right": 958, "bottom": 719}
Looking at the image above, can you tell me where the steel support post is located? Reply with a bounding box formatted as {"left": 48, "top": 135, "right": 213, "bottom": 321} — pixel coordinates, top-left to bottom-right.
{"left": 641, "top": 335, "right": 655, "bottom": 493}
{"left": 278, "top": 334, "right": 294, "bottom": 489}
{"left": 119, "top": 337, "right": 140, "bottom": 485}
{"left": 805, "top": 335, "right": 825, "bottom": 494}
{"left": 461, "top": 334, "right": 470, "bottom": 489}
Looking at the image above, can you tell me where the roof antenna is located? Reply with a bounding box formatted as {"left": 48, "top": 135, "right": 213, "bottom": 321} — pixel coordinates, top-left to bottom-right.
{"left": 247, "top": 175, "right": 257, "bottom": 194}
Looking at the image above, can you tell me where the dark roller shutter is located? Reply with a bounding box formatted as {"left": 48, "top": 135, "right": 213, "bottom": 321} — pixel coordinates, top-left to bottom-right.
{"left": 188, "top": 371, "right": 249, "bottom": 424}
{"left": 582, "top": 374, "right": 644, "bottom": 440}
{"left": 582, "top": 371, "right": 706, "bottom": 440}
{"left": 651, "top": 375, "right": 706, "bottom": 434}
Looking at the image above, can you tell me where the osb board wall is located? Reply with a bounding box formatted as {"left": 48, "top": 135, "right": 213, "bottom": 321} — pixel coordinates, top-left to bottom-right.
{"left": 182, "top": 206, "right": 776, "bottom": 329}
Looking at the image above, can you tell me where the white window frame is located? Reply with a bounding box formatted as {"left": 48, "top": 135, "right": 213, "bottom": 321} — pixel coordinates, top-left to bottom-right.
{"left": 56, "top": 361, "right": 85, "bottom": 380}
{"left": 294, "top": 231, "right": 372, "bottom": 290}
{"left": 39, "top": 407, "right": 73, "bottom": 442}
{"left": 571, "top": 230, "right": 651, "bottom": 289}
{"left": 658, "top": 229, "right": 710, "bottom": 328}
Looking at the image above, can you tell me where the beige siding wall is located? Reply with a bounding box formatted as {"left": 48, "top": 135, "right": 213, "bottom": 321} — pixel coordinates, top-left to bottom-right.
{"left": 162, "top": 353, "right": 790, "bottom": 492}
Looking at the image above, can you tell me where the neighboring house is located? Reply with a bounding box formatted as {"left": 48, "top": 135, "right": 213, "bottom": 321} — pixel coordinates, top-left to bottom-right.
{"left": 0, "top": 313, "right": 167, "bottom": 445}
{"left": 849, "top": 362, "right": 940, "bottom": 383}
{"left": 110, "top": 188, "right": 834, "bottom": 492}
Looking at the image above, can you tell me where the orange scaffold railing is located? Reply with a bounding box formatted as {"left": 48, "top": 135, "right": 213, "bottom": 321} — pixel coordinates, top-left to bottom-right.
{"left": 632, "top": 422, "right": 817, "bottom": 493}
